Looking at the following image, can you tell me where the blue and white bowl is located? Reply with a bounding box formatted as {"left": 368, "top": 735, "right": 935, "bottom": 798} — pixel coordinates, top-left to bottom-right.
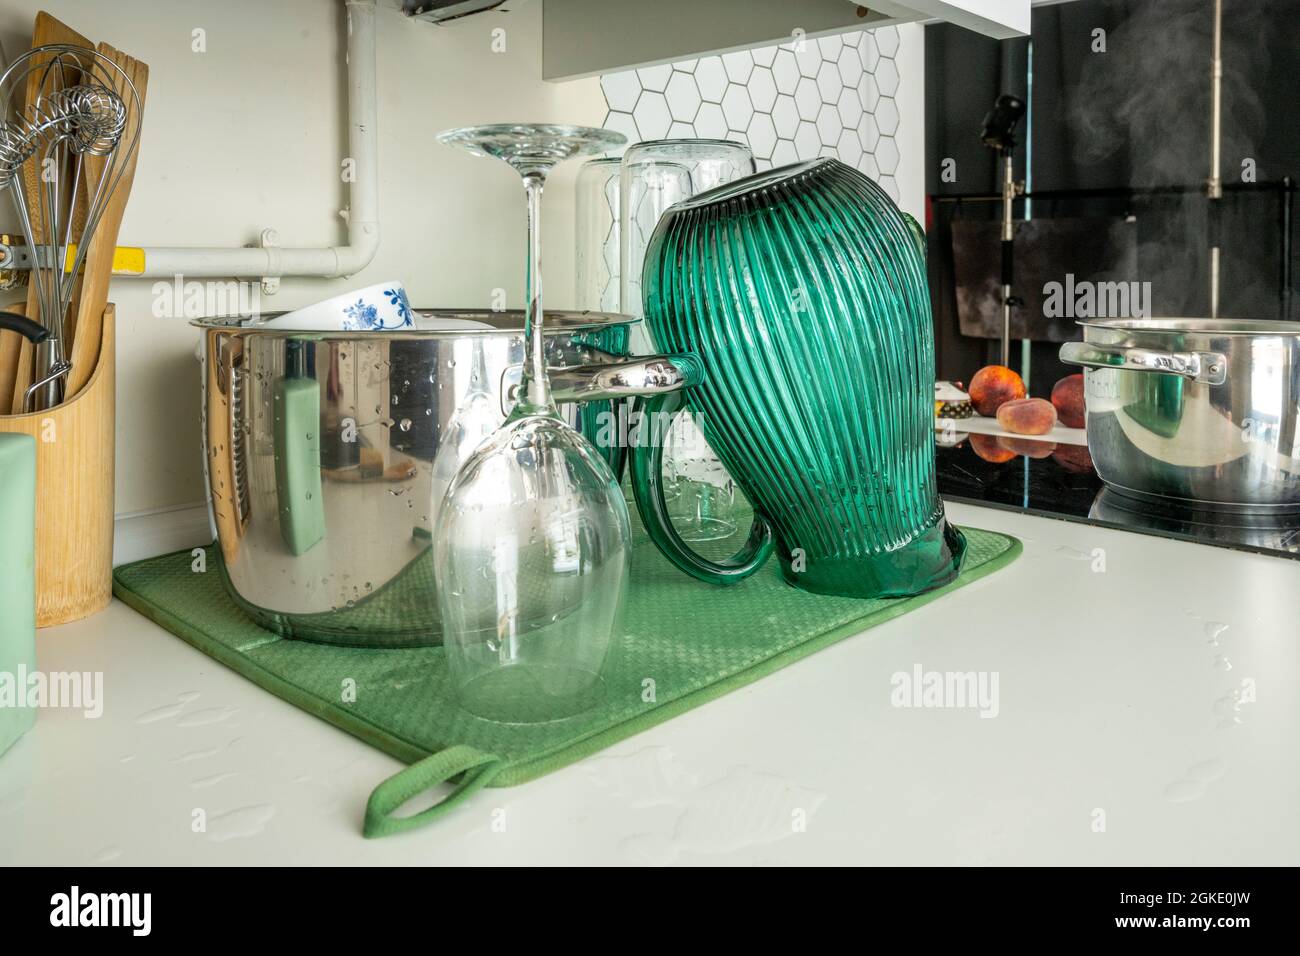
{"left": 264, "top": 281, "right": 414, "bottom": 331}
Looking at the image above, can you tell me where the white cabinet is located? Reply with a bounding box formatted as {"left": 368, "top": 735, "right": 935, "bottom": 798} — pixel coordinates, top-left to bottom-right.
{"left": 542, "top": 0, "right": 1032, "bottom": 80}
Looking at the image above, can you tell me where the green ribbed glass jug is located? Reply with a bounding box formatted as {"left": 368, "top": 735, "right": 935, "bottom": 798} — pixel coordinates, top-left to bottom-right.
{"left": 628, "top": 158, "right": 966, "bottom": 598}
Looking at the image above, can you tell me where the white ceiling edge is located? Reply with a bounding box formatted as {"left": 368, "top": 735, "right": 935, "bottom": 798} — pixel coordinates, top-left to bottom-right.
{"left": 542, "top": 0, "right": 1033, "bottom": 82}
{"left": 864, "top": 0, "right": 1031, "bottom": 40}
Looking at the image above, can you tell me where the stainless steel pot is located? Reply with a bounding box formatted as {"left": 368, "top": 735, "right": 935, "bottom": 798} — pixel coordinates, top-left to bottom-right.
{"left": 195, "top": 309, "right": 697, "bottom": 647}
{"left": 1060, "top": 317, "right": 1300, "bottom": 512}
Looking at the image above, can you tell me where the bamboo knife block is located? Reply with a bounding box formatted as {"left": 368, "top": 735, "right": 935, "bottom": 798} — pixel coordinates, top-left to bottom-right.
{"left": 0, "top": 305, "right": 115, "bottom": 626}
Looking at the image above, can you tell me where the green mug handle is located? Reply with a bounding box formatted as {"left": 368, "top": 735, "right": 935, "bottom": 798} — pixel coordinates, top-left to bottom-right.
{"left": 629, "top": 388, "right": 775, "bottom": 585}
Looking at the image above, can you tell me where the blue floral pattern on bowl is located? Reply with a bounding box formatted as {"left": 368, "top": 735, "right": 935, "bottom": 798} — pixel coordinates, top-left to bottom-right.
{"left": 341, "top": 288, "right": 415, "bottom": 330}
{"left": 385, "top": 287, "right": 414, "bottom": 326}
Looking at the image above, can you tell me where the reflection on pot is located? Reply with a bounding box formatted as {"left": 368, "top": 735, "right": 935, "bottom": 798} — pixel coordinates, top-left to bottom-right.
{"left": 1090, "top": 487, "right": 1300, "bottom": 555}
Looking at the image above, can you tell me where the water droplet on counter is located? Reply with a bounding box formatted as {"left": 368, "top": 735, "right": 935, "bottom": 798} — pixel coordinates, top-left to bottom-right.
{"left": 92, "top": 845, "right": 123, "bottom": 864}
{"left": 1204, "top": 621, "right": 1229, "bottom": 646}
{"left": 190, "top": 771, "right": 240, "bottom": 789}
{"left": 176, "top": 706, "right": 238, "bottom": 728}
{"left": 1213, "top": 690, "right": 1244, "bottom": 729}
{"left": 618, "top": 765, "right": 827, "bottom": 865}
{"left": 1163, "top": 779, "right": 1206, "bottom": 803}
{"left": 206, "top": 804, "right": 277, "bottom": 842}
{"left": 1187, "top": 758, "right": 1227, "bottom": 782}
{"left": 1053, "top": 545, "right": 1091, "bottom": 561}
{"left": 171, "top": 745, "right": 224, "bottom": 763}
{"left": 135, "top": 699, "right": 188, "bottom": 724}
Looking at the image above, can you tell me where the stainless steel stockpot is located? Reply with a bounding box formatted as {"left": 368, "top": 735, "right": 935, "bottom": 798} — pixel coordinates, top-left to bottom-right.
{"left": 195, "top": 309, "right": 695, "bottom": 647}
{"left": 1060, "top": 318, "right": 1300, "bottom": 512}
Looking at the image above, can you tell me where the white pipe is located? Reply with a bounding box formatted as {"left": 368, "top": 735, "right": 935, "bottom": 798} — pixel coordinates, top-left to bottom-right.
{"left": 133, "top": 0, "right": 379, "bottom": 279}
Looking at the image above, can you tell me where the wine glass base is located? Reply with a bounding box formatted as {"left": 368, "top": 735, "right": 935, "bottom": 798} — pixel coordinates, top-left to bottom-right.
{"left": 436, "top": 123, "right": 626, "bottom": 177}
{"left": 455, "top": 665, "right": 607, "bottom": 724}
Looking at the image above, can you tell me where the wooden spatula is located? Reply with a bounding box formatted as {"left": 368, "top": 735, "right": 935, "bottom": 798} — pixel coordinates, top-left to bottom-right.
{"left": 1, "top": 12, "right": 93, "bottom": 414}
{"left": 0, "top": 292, "right": 27, "bottom": 415}
{"left": 64, "top": 43, "right": 146, "bottom": 400}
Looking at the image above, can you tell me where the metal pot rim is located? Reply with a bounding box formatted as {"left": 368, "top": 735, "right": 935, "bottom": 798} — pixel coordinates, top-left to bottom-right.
{"left": 1078, "top": 316, "right": 1300, "bottom": 336}
{"left": 189, "top": 308, "right": 638, "bottom": 337}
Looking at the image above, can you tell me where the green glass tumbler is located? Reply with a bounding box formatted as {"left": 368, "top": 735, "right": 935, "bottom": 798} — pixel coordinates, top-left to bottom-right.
{"left": 629, "top": 158, "right": 966, "bottom": 598}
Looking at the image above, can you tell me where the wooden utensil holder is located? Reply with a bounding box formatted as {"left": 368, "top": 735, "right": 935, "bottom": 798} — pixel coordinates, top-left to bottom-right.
{"left": 0, "top": 304, "right": 114, "bottom": 626}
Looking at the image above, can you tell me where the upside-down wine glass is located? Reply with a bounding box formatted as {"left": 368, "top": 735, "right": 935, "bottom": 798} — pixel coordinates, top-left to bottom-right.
{"left": 433, "top": 123, "right": 630, "bottom": 723}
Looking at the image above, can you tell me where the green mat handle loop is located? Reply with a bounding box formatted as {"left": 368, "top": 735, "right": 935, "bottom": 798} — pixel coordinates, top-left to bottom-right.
{"left": 364, "top": 745, "right": 503, "bottom": 838}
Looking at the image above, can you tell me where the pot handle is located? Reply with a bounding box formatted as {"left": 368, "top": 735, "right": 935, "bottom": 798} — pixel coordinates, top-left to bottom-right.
{"left": 502, "top": 353, "right": 705, "bottom": 408}
{"left": 502, "top": 354, "right": 704, "bottom": 479}
{"left": 1059, "top": 341, "right": 1228, "bottom": 385}
{"left": 547, "top": 352, "right": 705, "bottom": 403}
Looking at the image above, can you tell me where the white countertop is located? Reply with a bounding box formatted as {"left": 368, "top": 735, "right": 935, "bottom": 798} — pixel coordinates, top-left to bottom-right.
{"left": 2, "top": 500, "right": 1297, "bottom": 865}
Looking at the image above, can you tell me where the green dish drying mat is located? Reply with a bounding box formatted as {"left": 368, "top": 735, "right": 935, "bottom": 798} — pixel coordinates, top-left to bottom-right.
{"left": 112, "top": 525, "right": 1020, "bottom": 838}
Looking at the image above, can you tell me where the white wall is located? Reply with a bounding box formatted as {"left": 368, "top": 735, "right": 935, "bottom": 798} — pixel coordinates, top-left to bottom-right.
{"left": 599, "top": 25, "right": 912, "bottom": 198}
{"left": 0, "top": 0, "right": 606, "bottom": 516}
{"left": 0, "top": 0, "right": 924, "bottom": 525}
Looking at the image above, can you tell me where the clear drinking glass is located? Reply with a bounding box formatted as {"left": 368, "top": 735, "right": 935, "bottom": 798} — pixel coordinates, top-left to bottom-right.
{"left": 620, "top": 139, "right": 755, "bottom": 542}
{"left": 575, "top": 157, "right": 622, "bottom": 312}
{"left": 433, "top": 124, "right": 630, "bottom": 723}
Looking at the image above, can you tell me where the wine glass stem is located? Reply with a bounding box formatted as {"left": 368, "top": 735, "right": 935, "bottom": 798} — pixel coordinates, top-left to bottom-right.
{"left": 518, "top": 170, "right": 552, "bottom": 413}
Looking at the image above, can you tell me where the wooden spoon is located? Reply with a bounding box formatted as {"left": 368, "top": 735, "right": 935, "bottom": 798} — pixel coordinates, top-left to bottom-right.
{"left": 64, "top": 43, "right": 146, "bottom": 399}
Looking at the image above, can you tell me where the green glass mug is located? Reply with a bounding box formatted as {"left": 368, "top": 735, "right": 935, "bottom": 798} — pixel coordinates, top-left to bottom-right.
{"left": 628, "top": 158, "right": 966, "bottom": 598}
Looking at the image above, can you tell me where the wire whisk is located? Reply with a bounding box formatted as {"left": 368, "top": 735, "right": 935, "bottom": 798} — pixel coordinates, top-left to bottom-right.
{"left": 0, "top": 43, "right": 141, "bottom": 410}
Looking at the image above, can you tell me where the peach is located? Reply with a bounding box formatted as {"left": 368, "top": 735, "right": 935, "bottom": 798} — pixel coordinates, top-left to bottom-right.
{"left": 996, "top": 397, "right": 1057, "bottom": 435}
{"left": 1051, "top": 443, "right": 1095, "bottom": 473}
{"left": 969, "top": 433, "right": 1016, "bottom": 463}
{"left": 1051, "top": 374, "right": 1086, "bottom": 429}
{"left": 968, "top": 365, "right": 1027, "bottom": 417}
{"left": 997, "top": 436, "right": 1057, "bottom": 459}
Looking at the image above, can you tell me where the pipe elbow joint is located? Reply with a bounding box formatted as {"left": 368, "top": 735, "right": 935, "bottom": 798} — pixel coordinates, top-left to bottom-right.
{"left": 331, "top": 220, "right": 380, "bottom": 277}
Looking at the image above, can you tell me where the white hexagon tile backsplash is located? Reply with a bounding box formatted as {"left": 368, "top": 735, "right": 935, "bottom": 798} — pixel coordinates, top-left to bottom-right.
{"left": 600, "top": 27, "right": 903, "bottom": 201}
